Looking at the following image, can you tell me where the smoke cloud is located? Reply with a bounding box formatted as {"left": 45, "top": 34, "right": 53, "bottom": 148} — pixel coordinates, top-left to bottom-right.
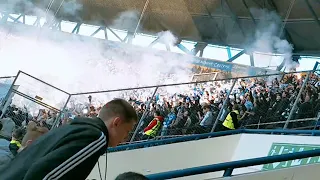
{"left": 112, "top": 11, "right": 140, "bottom": 32}
{"left": 61, "top": 0, "right": 83, "bottom": 16}
{"left": 247, "top": 8, "right": 297, "bottom": 70}
{"left": 0, "top": 7, "right": 192, "bottom": 112}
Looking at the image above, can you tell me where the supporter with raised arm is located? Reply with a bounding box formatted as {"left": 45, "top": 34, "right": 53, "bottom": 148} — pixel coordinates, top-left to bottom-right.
{"left": 161, "top": 107, "right": 177, "bottom": 136}
{"left": 0, "top": 98, "right": 138, "bottom": 180}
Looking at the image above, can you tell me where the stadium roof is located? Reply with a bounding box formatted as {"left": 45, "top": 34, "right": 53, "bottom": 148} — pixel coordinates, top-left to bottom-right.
{"left": 2, "top": 0, "right": 320, "bottom": 56}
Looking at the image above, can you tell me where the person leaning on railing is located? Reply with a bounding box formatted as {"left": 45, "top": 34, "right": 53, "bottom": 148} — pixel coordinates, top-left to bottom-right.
{"left": 0, "top": 98, "right": 138, "bottom": 180}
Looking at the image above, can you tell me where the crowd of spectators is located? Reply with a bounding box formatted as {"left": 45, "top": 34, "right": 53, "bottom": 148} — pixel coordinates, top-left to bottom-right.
{"left": 0, "top": 71, "right": 319, "bottom": 179}
{"left": 125, "top": 72, "right": 320, "bottom": 140}
{"left": 0, "top": 72, "right": 320, "bottom": 144}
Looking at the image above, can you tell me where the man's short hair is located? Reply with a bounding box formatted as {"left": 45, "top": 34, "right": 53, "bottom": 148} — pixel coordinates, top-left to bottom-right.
{"left": 100, "top": 98, "right": 138, "bottom": 123}
{"left": 12, "top": 127, "right": 25, "bottom": 141}
{"left": 115, "top": 172, "right": 149, "bottom": 180}
{"left": 154, "top": 110, "right": 161, "bottom": 116}
{"left": 203, "top": 104, "right": 211, "bottom": 110}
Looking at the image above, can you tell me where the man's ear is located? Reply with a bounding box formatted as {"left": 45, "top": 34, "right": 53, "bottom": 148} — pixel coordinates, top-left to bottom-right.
{"left": 111, "top": 117, "right": 121, "bottom": 128}
{"left": 25, "top": 140, "right": 33, "bottom": 147}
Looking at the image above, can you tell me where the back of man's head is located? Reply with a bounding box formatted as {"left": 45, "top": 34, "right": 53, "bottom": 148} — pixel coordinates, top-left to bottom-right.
{"left": 12, "top": 127, "right": 25, "bottom": 141}
{"left": 21, "top": 121, "right": 49, "bottom": 148}
{"left": 115, "top": 172, "right": 149, "bottom": 180}
{"left": 98, "top": 98, "right": 138, "bottom": 123}
{"left": 98, "top": 99, "right": 138, "bottom": 147}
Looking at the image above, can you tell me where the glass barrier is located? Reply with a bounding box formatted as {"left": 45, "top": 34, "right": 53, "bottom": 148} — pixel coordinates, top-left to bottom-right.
{"left": 0, "top": 72, "right": 70, "bottom": 131}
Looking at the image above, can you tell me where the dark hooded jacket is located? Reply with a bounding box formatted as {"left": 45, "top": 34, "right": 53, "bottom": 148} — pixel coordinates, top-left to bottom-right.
{"left": 0, "top": 117, "right": 109, "bottom": 180}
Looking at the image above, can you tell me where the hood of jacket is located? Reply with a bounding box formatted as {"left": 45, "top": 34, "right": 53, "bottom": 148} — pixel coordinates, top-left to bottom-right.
{"left": 155, "top": 116, "right": 164, "bottom": 122}
{"left": 70, "top": 117, "right": 109, "bottom": 139}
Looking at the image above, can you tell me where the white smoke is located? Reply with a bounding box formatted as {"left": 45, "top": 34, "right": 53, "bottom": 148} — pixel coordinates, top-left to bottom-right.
{"left": 248, "top": 8, "right": 297, "bottom": 70}
{"left": 61, "top": 0, "right": 83, "bottom": 16}
{"left": 112, "top": 11, "right": 140, "bottom": 32}
{"left": 0, "top": 8, "right": 193, "bottom": 112}
{"left": 156, "top": 31, "right": 177, "bottom": 46}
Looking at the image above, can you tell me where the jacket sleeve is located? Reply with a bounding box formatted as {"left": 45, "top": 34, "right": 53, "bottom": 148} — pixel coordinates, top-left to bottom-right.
{"left": 23, "top": 131, "right": 107, "bottom": 180}
{"left": 230, "top": 112, "right": 239, "bottom": 129}
{"left": 144, "top": 119, "right": 157, "bottom": 132}
{"left": 9, "top": 143, "right": 19, "bottom": 156}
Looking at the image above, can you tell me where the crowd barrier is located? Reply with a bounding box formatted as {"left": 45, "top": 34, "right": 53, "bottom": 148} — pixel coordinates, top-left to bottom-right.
{"left": 0, "top": 71, "right": 70, "bottom": 129}
{"left": 145, "top": 148, "right": 320, "bottom": 179}
{"left": 0, "top": 70, "right": 320, "bottom": 141}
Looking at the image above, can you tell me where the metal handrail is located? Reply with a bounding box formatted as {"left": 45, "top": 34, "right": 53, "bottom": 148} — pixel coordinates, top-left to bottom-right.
{"left": 70, "top": 70, "right": 318, "bottom": 96}
{"left": 145, "top": 148, "right": 320, "bottom": 179}
{"left": 245, "top": 118, "right": 317, "bottom": 127}
{"left": 108, "top": 129, "right": 320, "bottom": 152}
{"left": 108, "top": 130, "right": 242, "bottom": 152}
{"left": 0, "top": 76, "right": 16, "bottom": 79}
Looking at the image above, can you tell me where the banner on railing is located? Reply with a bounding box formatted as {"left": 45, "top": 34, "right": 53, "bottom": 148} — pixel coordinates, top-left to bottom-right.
{"left": 263, "top": 143, "right": 320, "bottom": 171}
{"left": 104, "top": 40, "right": 280, "bottom": 79}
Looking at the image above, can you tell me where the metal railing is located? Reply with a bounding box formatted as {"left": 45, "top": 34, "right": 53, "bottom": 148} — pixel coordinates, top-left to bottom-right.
{"left": 108, "top": 129, "right": 320, "bottom": 152}
{"left": 0, "top": 71, "right": 71, "bottom": 130}
{"left": 1, "top": 69, "right": 320, "bottom": 141}
{"left": 145, "top": 148, "right": 320, "bottom": 179}
{"left": 244, "top": 118, "right": 318, "bottom": 128}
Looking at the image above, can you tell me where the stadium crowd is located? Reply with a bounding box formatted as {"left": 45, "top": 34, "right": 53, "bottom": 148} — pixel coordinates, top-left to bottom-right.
{"left": 130, "top": 72, "right": 320, "bottom": 140}
{"left": 0, "top": 71, "right": 319, "bottom": 177}
{"left": 1, "top": 72, "right": 319, "bottom": 141}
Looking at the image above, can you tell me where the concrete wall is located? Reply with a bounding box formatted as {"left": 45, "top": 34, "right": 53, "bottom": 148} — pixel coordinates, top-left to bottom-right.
{"left": 86, "top": 133, "right": 320, "bottom": 180}
{"left": 87, "top": 134, "right": 241, "bottom": 180}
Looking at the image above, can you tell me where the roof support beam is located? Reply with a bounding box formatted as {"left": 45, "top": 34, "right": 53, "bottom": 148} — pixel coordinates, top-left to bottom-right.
{"left": 90, "top": 26, "right": 108, "bottom": 39}
{"left": 71, "top": 23, "right": 81, "bottom": 34}
{"left": 201, "top": 0, "right": 226, "bottom": 44}
{"left": 224, "top": 0, "right": 246, "bottom": 37}
{"left": 241, "top": 0, "right": 257, "bottom": 26}
{"left": 13, "top": 15, "right": 23, "bottom": 23}
{"left": 191, "top": 42, "right": 207, "bottom": 56}
{"left": 304, "top": 0, "right": 320, "bottom": 29}
{"left": 250, "top": 54, "right": 255, "bottom": 66}
{"left": 176, "top": 43, "right": 192, "bottom": 55}
{"left": 267, "top": 0, "right": 294, "bottom": 44}
{"left": 105, "top": 25, "right": 124, "bottom": 42}
{"left": 90, "top": 27, "right": 103, "bottom": 37}
{"left": 276, "top": 60, "right": 285, "bottom": 71}
{"left": 124, "top": 32, "right": 134, "bottom": 44}
{"left": 148, "top": 37, "right": 173, "bottom": 51}
{"left": 227, "top": 47, "right": 232, "bottom": 59}
{"left": 227, "top": 50, "right": 245, "bottom": 62}
{"left": 33, "top": 17, "right": 41, "bottom": 27}
{"left": 0, "top": 12, "right": 8, "bottom": 23}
